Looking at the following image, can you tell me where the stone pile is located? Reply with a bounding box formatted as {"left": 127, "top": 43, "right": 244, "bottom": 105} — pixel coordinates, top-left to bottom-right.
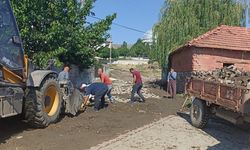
{"left": 192, "top": 65, "right": 250, "bottom": 86}
{"left": 111, "top": 79, "right": 160, "bottom": 103}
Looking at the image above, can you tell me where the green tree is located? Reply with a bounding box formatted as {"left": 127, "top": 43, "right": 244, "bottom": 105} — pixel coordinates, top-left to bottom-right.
{"left": 153, "top": 0, "right": 243, "bottom": 68}
{"left": 130, "top": 39, "right": 151, "bottom": 57}
{"left": 10, "top": 0, "right": 116, "bottom": 68}
{"left": 117, "top": 41, "right": 132, "bottom": 57}
{"left": 97, "top": 47, "right": 119, "bottom": 59}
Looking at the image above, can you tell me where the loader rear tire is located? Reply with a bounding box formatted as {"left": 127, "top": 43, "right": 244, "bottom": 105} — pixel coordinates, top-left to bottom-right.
{"left": 24, "top": 77, "right": 62, "bottom": 128}
{"left": 190, "top": 98, "right": 209, "bottom": 129}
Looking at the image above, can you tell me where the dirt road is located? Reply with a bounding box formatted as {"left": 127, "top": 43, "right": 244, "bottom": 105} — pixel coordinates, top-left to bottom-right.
{"left": 0, "top": 95, "right": 183, "bottom": 150}
{"left": 1, "top": 64, "right": 249, "bottom": 150}
{"left": 0, "top": 64, "right": 184, "bottom": 150}
{"left": 89, "top": 114, "right": 250, "bottom": 150}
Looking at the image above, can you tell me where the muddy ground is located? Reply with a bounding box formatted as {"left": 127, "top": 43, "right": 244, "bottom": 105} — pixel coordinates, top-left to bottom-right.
{"left": 0, "top": 64, "right": 184, "bottom": 150}
{"left": 0, "top": 97, "right": 184, "bottom": 150}
{"left": 1, "top": 64, "right": 249, "bottom": 150}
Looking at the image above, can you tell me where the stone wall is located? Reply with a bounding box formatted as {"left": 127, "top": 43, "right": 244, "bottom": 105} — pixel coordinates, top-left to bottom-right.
{"left": 176, "top": 72, "right": 192, "bottom": 93}
{"left": 69, "top": 65, "right": 95, "bottom": 88}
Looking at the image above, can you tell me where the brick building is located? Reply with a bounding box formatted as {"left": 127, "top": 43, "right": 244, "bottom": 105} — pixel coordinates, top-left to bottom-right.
{"left": 168, "top": 25, "right": 250, "bottom": 93}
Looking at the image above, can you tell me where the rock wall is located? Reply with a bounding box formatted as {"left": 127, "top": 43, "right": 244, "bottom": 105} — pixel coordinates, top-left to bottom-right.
{"left": 176, "top": 72, "right": 192, "bottom": 93}
{"left": 69, "top": 65, "right": 95, "bottom": 88}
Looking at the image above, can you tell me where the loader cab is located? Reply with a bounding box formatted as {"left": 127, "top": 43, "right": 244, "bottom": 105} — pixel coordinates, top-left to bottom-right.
{"left": 0, "top": 0, "right": 25, "bottom": 84}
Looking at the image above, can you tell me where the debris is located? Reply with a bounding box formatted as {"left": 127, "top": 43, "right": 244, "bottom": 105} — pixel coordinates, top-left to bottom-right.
{"left": 138, "top": 110, "right": 146, "bottom": 113}
{"left": 96, "top": 129, "right": 101, "bottom": 134}
{"left": 111, "top": 79, "right": 160, "bottom": 103}
{"left": 16, "top": 136, "right": 23, "bottom": 139}
{"left": 192, "top": 65, "right": 250, "bottom": 86}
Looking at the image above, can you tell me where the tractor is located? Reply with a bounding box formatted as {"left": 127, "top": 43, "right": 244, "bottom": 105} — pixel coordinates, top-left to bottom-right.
{"left": 0, "top": 0, "right": 83, "bottom": 128}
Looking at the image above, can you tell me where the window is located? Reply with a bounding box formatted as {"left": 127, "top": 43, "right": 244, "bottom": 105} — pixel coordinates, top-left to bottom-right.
{"left": 0, "top": 0, "right": 23, "bottom": 72}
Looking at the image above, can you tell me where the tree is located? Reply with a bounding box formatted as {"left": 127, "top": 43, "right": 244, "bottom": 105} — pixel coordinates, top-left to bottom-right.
{"left": 97, "top": 47, "right": 119, "bottom": 59}
{"left": 117, "top": 41, "right": 131, "bottom": 57}
{"left": 153, "top": 0, "right": 243, "bottom": 68}
{"left": 130, "top": 39, "right": 151, "bottom": 58}
{"left": 10, "top": 0, "right": 116, "bottom": 68}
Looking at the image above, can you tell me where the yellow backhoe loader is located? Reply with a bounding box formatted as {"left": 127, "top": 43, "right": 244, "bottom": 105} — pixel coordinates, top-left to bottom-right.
{"left": 0, "top": 0, "right": 83, "bottom": 128}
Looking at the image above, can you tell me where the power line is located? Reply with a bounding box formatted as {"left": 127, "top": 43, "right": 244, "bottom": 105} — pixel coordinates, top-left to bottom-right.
{"left": 88, "top": 15, "right": 152, "bottom": 36}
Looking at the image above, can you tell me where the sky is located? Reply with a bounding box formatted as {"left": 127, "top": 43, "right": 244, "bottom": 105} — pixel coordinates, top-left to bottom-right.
{"left": 87, "top": 0, "right": 165, "bottom": 44}
{"left": 245, "top": 0, "right": 250, "bottom": 27}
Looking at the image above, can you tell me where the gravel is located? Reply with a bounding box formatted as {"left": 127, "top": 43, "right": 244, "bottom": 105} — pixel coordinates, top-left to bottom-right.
{"left": 111, "top": 79, "right": 160, "bottom": 103}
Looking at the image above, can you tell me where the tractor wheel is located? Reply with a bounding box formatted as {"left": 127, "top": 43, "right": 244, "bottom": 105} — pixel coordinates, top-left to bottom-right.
{"left": 24, "top": 77, "right": 62, "bottom": 128}
{"left": 190, "top": 98, "right": 209, "bottom": 129}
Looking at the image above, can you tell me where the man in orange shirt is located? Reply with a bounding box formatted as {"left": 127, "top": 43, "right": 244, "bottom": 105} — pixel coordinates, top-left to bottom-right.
{"left": 98, "top": 68, "right": 114, "bottom": 103}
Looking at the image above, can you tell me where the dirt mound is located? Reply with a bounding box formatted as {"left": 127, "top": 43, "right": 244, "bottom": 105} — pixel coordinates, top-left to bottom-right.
{"left": 192, "top": 65, "right": 250, "bottom": 86}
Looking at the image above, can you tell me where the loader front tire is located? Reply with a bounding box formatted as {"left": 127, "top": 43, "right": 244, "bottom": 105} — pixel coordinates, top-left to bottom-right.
{"left": 190, "top": 98, "right": 209, "bottom": 129}
{"left": 24, "top": 77, "right": 62, "bottom": 128}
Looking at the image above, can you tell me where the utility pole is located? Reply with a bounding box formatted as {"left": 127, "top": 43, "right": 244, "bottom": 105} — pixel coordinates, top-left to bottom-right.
{"left": 109, "top": 38, "right": 112, "bottom": 64}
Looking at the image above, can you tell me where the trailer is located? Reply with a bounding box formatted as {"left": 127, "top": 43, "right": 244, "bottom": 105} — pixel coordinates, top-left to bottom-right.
{"left": 186, "top": 77, "right": 250, "bottom": 128}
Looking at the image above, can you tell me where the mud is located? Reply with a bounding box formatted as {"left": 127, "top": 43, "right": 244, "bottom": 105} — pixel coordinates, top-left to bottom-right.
{"left": 1, "top": 64, "right": 248, "bottom": 150}
{"left": 0, "top": 96, "right": 184, "bottom": 150}
{"left": 0, "top": 64, "right": 183, "bottom": 150}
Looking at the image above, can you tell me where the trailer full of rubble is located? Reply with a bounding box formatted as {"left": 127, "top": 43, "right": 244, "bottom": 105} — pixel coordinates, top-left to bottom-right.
{"left": 186, "top": 65, "right": 250, "bottom": 129}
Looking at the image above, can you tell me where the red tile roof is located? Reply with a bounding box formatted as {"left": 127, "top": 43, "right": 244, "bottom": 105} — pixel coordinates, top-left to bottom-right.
{"left": 187, "top": 25, "right": 250, "bottom": 51}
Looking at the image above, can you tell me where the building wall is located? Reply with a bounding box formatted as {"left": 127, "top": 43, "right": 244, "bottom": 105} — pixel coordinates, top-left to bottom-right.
{"left": 192, "top": 48, "right": 250, "bottom": 71}
{"left": 168, "top": 47, "right": 194, "bottom": 93}
{"left": 170, "top": 47, "right": 250, "bottom": 93}
{"left": 170, "top": 47, "right": 194, "bottom": 72}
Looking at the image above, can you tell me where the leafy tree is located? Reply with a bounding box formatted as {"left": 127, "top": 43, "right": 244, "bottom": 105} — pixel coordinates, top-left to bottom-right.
{"left": 117, "top": 41, "right": 132, "bottom": 57}
{"left": 130, "top": 39, "right": 151, "bottom": 57}
{"left": 153, "top": 0, "right": 243, "bottom": 68}
{"left": 97, "top": 47, "right": 119, "bottom": 59}
{"left": 97, "top": 39, "right": 152, "bottom": 58}
{"left": 10, "top": 0, "right": 116, "bottom": 68}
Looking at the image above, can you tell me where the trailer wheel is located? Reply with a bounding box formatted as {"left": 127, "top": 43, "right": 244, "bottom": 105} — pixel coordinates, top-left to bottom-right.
{"left": 190, "top": 98, "right": 209, "bottom": 129}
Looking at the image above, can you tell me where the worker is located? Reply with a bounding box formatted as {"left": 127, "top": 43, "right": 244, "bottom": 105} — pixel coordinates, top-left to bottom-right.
{"left": 58, "top": 63, "right": 70, "bottom": 81}
{"left": 129, "top": 68, "right": 145, "bottom": 103}
{"left": 80, "top": 82, "right": 108, "bottom": 112}
{"left": 98, "top": 68, "right": 114, "bottom": 103}
{"left": 167, "top": 68, "right": 177, "bottom": 99}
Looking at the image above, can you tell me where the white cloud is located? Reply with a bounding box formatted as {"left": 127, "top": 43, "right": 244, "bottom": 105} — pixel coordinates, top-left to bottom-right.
{"left": 142, "top": 30, "right": 153, "bottom": 43}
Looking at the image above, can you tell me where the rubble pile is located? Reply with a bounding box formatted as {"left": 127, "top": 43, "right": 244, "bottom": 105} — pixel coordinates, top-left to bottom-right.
{"left": 192, "top": 65, "right": 250, "bottom": 86}
{"left": 111, "top": 79, "right": 160, "bottom": 103}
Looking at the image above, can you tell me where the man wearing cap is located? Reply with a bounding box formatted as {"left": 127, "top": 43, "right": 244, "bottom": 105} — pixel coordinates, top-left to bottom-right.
{"left": 80, "top": 83, "right": 108, "bottom": 112}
